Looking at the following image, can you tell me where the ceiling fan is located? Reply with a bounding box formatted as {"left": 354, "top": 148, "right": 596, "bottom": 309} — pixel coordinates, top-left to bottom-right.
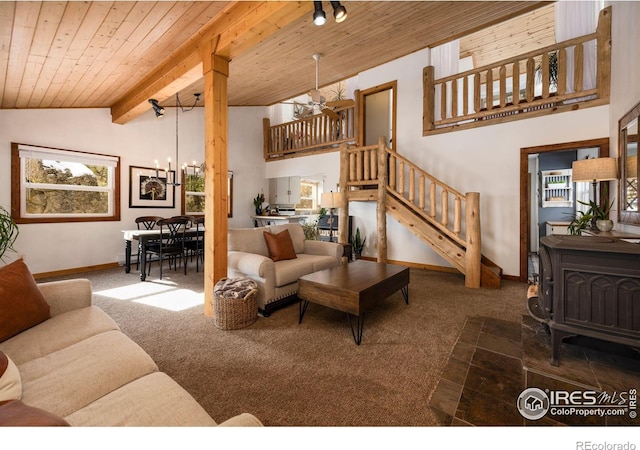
{"left": 287, "top": 53, "right": 355, "bottom": 120}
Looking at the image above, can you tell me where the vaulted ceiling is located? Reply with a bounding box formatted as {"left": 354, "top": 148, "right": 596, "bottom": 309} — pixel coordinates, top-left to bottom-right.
{"left": 0, "top": 1, "right": 553, "bottom": 122}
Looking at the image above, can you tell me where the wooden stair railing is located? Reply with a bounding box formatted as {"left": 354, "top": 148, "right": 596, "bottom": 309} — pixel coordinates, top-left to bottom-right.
{"left": 338, "top": 139, "right": 501, "bottom": 288}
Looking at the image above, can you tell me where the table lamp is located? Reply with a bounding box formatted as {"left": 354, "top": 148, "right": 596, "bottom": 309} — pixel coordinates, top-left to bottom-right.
{"left": 320, "top": 191, "right": 344, "bottom": 242}
{"left": 571, "top": 157, "right": 618, "bottom": 203}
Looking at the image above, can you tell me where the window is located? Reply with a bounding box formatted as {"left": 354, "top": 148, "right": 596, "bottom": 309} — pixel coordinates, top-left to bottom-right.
{"left": 11, "top": 143, "right": 120, "bottom": 223}
{"left": 180, "top": 169, "right": 233, "bottom": 218}
{"left": 296, "top": 180, "right": 319, "bottom": 211}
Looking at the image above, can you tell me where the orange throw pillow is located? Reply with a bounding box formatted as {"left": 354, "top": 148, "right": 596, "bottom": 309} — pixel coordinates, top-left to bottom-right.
{"left": 0, "top": 259, "right": 50, "bottom": 343}
{"left": 263, "top": 229, "right": 297, "bottom": 262}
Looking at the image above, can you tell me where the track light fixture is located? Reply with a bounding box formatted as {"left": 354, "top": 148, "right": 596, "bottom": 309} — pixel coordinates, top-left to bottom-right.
{"left": 313, "top": 1, "right": 347, "bottom": 26}
{"left": 148, "top": 99, "right": 164, "bottom": 118}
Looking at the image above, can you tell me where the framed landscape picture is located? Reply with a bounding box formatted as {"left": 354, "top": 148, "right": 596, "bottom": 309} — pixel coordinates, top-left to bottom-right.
{"left": 129, "top": 165, "right": 175, "bottom": 208}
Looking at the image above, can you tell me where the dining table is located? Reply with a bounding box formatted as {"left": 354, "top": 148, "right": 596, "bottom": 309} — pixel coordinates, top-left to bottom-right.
{"left": 122, "top": 227, "right": 204, "bottom": 281}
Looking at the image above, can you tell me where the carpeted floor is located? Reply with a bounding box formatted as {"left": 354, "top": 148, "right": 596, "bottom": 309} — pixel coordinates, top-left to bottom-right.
{"left": 40, "top": 264, "right": 529, "bottom": 426}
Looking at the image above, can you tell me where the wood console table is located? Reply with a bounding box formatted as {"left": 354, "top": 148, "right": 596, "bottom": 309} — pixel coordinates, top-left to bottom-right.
{"left": 537, "top": 235, "right": 640, "bottom": 365}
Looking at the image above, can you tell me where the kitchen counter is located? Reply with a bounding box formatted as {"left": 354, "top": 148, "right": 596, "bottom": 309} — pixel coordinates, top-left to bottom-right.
{"left": 251, "top": 215, "right": 309, "bottom": 227}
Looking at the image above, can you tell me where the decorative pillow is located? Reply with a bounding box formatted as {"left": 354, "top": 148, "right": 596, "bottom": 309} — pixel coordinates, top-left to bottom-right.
{"left": 0, "top": 400, "right": 70, "bottom": 426}
{"left": 0, "top": 259, "right": 50, "bottom": 343}
{"left": 263, "top": 229, "right": 297, "bottom": 262}
{"left": 0, "top": 351, "right": 21, "bottom": 401}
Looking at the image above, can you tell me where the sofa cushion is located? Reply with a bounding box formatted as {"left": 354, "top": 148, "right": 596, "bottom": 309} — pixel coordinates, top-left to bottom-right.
{"left": 65, "top": 372, "right": 216, "bottom": 426}
{"left": 264, "top": 229, "right": 297, "bottom": 262}
{"left": 0, "top": 399, "right": 70, "bottom": 426}
{"left": 0, "top": 351, "right": 21, "bottom": 401}
{"left": 0, "top": 305, "right": 119, "bottom": 366}
{"left": 228, "top": 227, "right": 269, "bottom": 256}
{"left": 19, "top": 330, "right": 158, "bottom": 418}
{"left": 273, "top": 258, "right": 315, "bottom": 287}
{"left": 0, "top": 259, "right": 50, "bottom": 343}
{"left": 268, "top": 223, "right": 305, "bottom": 254}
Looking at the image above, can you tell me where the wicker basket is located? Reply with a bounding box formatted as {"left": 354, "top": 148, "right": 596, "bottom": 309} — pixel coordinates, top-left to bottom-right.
{"left": 213, "top": 277, "right": 258, "bottom": 330}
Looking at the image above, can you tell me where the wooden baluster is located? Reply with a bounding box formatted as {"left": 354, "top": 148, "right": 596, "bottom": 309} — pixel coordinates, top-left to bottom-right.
{"left": 419, "top": 175, "right": 425, "bottom": 210}
{"left": 451, "top": 78, "right": 458, "bottom": 118}
{"left": 409, "top": 168, "right": 415, "bottom": 203}
{"left": 526, "top": 57, "right": 535, "bottom": 102}
{"left": 542, "top": 51, "right": 550, "bottom": 99}
{"left": 474, "top": 73, "right": 481, "bottom": 113}
{"left": 486, "top": 68, "right": 493, "bottom": 110}
{"left": 349, "top": 152, "right": 356, "bottom": 182}
{"left": 499, "top": 65, "right": 506, "bottom": 107}
{"left": 440, "top": 82, "right": 448, "bottom": 120}
{"left": 574, "top": 43, "right": 583, "bottom": 93}
{"left": 454, "top": 197, "right": 461, "bottom": 236}
{"left": 441, "top": 189, "right": 449, "bottom": 227}
{"left": 463, "top": 75, "right": 469, "bottom": 116}
{"left": 370, "top": 148, "right": 377, "bottom": 180}
{"left": 389, "top": 155, "right": 396, "bottom": 190}
{"left": 363, "top": 149, "right": 370, "bottom": 181}
{"left": 512, "top": 60, "right": 520, "bottom": 105}
{"left": 429, "top": 182, "right": 436, "bottom": 218}
{"left": 557, "top": 48, "right": 566, "bottom": 96}
{"left": 398, "top": 162, "right": 405, "bottom": 196}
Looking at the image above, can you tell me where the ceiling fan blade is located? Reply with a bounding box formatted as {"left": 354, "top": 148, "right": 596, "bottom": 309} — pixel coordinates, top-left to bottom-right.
{"left": 309, "top": 89, "right": 323, "bottom": 104}
{"left": 321, "top": 107, "right": 340, "bottom": 120}
{"left": 325, "top": 99, "right": 355, "bottom": 108}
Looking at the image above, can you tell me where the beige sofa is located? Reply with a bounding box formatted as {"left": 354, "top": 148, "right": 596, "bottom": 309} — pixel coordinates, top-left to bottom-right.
{"left": 0, "top": 267, "right": 262, "bottom": 426}
{"left": 228, "top": 223, "right": 343, "bottom": 316}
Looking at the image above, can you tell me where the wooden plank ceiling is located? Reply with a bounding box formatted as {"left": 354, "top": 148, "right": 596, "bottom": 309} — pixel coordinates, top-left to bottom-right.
{"left": 0, "top": 1, "right": 553, "bottom": 116}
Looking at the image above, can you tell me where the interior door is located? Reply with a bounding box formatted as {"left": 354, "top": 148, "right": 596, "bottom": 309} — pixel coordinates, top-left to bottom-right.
{"left": 359, "top": 81, "right": 397, "bottom": 150}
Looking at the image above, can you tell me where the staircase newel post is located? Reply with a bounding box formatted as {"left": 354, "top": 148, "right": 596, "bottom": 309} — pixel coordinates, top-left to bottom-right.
{"left": 377, "top": 137, "right": 388, "bottom": 263}
{"left": 423, "top": 66, "right": 435, "bottom": 134}
{"left": 338, "top": 143, "right": 349, "bottom": 247}
{"left": 465, "top": 192, "right": 481, "bottom": 288}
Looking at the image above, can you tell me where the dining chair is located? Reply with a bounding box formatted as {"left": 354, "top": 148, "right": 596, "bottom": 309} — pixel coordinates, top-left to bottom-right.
{"left": 134, "top": 216, "right": 163, "bottom": 270}
{"left": 146, "top": 216, "right": 189, "bottom": 280}
{"left": 185, "top": 216, "right": 205, "bottom": 272}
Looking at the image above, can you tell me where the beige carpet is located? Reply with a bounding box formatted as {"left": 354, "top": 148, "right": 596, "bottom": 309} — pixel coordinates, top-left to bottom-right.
{"left": 40, "top": 264, "right": 528, "bottom": 426}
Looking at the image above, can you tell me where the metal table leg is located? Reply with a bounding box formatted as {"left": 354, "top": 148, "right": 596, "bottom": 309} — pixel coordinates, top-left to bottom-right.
{"left": 299, "top": 299, "right": 310, "bottom": 324}
{"left": 347, "top": 313, "right": 365, "bottom": 345}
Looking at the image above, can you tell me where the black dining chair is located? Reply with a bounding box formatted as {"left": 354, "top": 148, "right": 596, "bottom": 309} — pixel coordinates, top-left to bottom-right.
{"left": 134, "top": 216, "right": 163, "bottom": 270}
{"left": 185, "top": 216, "right": 205, "bottom": 272}
{"left": 146, "top": 216, "right": 189, "bottom": 280}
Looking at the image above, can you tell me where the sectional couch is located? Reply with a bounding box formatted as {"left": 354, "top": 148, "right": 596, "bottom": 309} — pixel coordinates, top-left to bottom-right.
{"left": 0, "top": 259, "right": 261, "bottom": 426}
{"left": 227, "top": 223, "right": 343, "bottom": 316}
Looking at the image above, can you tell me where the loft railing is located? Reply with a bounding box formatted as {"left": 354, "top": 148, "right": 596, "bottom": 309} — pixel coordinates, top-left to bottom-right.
{"left": 423, "top": 6, "right": 611, "bottom": 135}
{"left": 263, "top": 104, "right": 356, "bottom": 160}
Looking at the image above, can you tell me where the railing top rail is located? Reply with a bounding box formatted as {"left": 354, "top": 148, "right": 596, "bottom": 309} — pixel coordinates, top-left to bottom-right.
{"left": 269, "top": 105, "right": 355, "bottom": 130}
{"left": 346, "top": 144, "right": 378, "bottom": 153}
{"left": 433, "top": 32, "right": 597, "bottom": 84}
{"left": 383, "top": 147, "right": 466, "bottom": 199}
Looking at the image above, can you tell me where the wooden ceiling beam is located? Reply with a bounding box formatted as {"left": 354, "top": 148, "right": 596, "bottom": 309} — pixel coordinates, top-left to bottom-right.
{"left": 110, "top": 1, "right": 312, "bottom": 124}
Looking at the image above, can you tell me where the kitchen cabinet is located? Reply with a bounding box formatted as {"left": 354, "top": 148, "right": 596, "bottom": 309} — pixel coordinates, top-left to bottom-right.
{"left": 269, "top": 177, "right": 300, "bottom": 205}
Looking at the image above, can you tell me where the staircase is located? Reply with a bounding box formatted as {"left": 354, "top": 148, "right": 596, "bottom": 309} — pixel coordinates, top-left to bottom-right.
{"left": 336, "top": 139, "right": 502, "bottom": 289}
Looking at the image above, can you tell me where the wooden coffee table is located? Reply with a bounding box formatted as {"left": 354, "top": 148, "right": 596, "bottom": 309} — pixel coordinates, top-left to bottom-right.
{"left": 297, "top": 260, "right": 410, "bottom": 345}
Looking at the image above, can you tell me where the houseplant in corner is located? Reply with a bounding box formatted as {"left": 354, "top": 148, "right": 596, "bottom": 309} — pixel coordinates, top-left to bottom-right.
{"left": 0, "top": 205, "right": 19, "bottom": 263}
{"left": 351, "top": 227, "right": 366, "bottom": 259}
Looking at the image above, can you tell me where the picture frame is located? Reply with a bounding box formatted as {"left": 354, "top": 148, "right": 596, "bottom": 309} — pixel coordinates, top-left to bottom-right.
{"left": 129, "top": 165, "right": 175, "bottom": 208}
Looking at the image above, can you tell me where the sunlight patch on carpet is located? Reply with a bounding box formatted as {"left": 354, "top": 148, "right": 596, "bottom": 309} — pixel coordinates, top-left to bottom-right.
{"left": 95, "top": 283, "right": 204, "bottom": 311}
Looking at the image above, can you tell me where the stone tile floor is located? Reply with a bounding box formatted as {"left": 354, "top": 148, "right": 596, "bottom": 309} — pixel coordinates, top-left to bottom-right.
{"left": 429, "top": 315, "right": 640, "bottom": 426}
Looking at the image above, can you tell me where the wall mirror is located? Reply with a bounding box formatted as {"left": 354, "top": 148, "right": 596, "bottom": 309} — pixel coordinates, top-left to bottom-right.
{"left": 619, "top": 100, "right": 640, "bottom": 225}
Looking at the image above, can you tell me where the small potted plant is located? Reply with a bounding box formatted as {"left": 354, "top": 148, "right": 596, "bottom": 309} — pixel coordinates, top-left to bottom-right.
{"left": 568, "top": 198, "right": 614, "bottom": 235}
{"left": 0, "top": 206, "right": 19, "bottom": 263}
{"left": 253, "top": 193, "right": 265, "bottom": 215}
{"left": 351, "top": 227, "right": 366, "bottom": 259}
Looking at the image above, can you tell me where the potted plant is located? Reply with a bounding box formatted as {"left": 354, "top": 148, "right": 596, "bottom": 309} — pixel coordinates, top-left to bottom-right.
{"left": 253, "top": 193, "right": 265, "bottom": 215}
{"left": 0, "top": 206, "right": 19, "bottom": 262}
{"left": 351, "top": 227, "right": 366, "bottom": 259}
{"left": 568, "top": 198, "right": 614, "bottom": 235}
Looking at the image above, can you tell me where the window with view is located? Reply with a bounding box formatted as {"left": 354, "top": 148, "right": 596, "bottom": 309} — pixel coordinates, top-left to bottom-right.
{"left": 11, "top": 143, "right": 120, "bottom": 223}
{"left": 181, "top": 169, "right": 233, "bottom": 217}
{"left": 296, "top": 180, "right": 319, "bottom": 211}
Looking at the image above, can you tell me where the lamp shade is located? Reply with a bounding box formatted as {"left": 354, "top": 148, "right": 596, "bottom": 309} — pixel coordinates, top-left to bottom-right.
{"left": 571, "top": 157, "right": 618, "bottom": 182}
{"left": 321, "top": 192, "right": 344, "bottom": 209}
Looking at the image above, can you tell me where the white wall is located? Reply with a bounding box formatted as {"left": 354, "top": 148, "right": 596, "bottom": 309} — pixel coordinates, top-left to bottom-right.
{"left": 0, "top": 106, "right": 267, "bottom": 274}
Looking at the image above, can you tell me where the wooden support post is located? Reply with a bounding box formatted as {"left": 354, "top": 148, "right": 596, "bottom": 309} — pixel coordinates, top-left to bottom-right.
{"left": 202, "top": 39, "right": 229, "bottom": 317}
{"left": 263, "top": 118, "right": 270, "bottom": 160}
{"left": 338, "top": 143, "right": 349, "bottom": 247}
{"left": 464, "top": 192, "right": 481, "bottom": 288}
{"left": 377, "top": 137, "right": 388, "bottom": 263}
{"left": 423, "top": 66, "right": 435, "bottom": 133}
{"left": 596, "top": 6, "right": 611, "bottom": 100}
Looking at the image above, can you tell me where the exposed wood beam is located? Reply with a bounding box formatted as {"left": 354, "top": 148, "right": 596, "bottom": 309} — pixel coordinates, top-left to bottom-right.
{"left": 110, "top": 1, "right": 312, "bottom": 124}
